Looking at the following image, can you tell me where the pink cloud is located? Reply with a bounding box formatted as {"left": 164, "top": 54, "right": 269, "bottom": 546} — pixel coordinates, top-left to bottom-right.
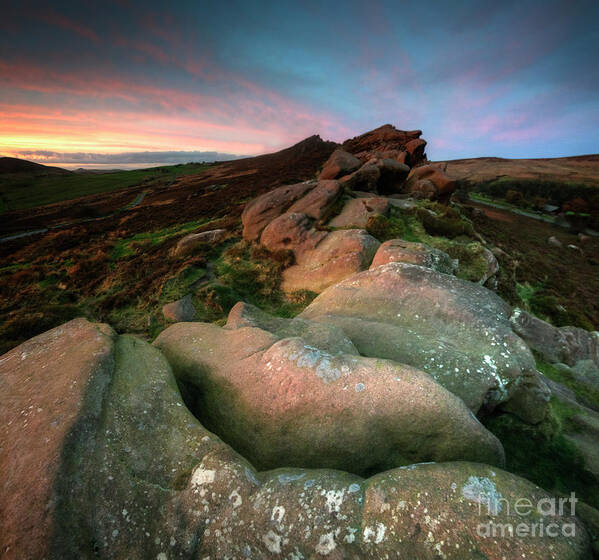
{"left": 37, "top": 10, "right": 99, "bottom": 42}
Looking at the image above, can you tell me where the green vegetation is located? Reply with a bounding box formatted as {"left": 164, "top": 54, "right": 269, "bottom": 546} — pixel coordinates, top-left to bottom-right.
{"left": 470, "top": 177, "right": 599, "bottom": 230}
{"left": 485, "top": 402, "right": 599, "bottom": 508}
{"left": 110, "top": 219, "right": 216, "bottom": 261}
{"left": 478, "top": 177, "right": 599, "bottom": 207}
{"left": 537, "top": 357, "right": 599, "bottom": 410}
{"left": 0, "top": 162, "right": 212, "bottom": 214}
{"left": 192, "top": 241, "right": 316, "bottom": 323}
{"left": 485, "top": 356, "right": 599, "bottom": 508}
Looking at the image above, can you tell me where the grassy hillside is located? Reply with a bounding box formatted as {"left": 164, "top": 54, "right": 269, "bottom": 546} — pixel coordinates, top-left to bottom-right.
{"left": 0, "top": 162, "right": 212, "bottom": 214}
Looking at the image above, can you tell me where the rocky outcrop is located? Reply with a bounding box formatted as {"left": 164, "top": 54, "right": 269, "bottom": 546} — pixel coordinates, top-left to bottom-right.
{"left": 510, "top": 308, "right": 599, "bottom": 367}
{"left": 370, "top": 239, "right": 456, "bottom": 274}
{"left": 342, "top": 124, "right": 426, "bottom": 165}
{"left": 300, "top": 263, "right": 551, "bottom": 423}
{"left": 318, "top": 148, "right": 362, "bottom": 180}
{"left": 155, "top": 320, "right": 505, "bottom": 474}
{"left": 171, "top": 229, "right": 227, "bottom": 256}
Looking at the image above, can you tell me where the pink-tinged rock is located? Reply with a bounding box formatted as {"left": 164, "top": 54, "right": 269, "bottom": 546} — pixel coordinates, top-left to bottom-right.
{"left": 403, "top": 164, "right": 456, "bottom": 200}
{"left": 281, "top": 229, "right": 380, "bottom": 293}
{"left": 329, "top": 197, "right": 392, "bottom": 228}
{"left": 0, "top": 319, "right": 115, "bottom": 560}
{"left": 286, "top": 180, "right": 344, "bottom": 221}
{"left": 370, "top": 239, "right": 456, "bottom": 274}
{"left": 241, "top": 181, "right": 316, "bottom": 241}
{"left": 404, "top": 138, "right": 427, "bottom": 164}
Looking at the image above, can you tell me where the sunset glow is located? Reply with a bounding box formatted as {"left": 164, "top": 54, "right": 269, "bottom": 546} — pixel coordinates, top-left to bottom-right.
{"left": 1, "top": 1, "right": 598, "bottom": 167}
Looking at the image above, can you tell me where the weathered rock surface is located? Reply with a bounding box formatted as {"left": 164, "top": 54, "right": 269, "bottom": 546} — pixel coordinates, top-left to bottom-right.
{"left": 171, "top": 229, "right": 227, "bottom": 256}
{"left": 260, "top": 212, "right": 327, "bottom": 258}
{"left": 342, "top": 124, "right": 426, "bottom": 165}
{"left": 281, "top": 229, "right": 380, "bottom": 293}
{"left": 155, "top": 321, "right": 505, "bottom": 474}
{"left": 403, "top": 164, "right": 457, "bottom": 199}
{"left": 225, "top": 301, "right": 359, "bottom": 355}
{"left": 300, "top": 263, "right": 551, "bottom": 423}
{"left": 404, "top": 137, "right": 427, "bottom": 164}
{"left": 340, "top": 162, "right": 381, "bottom": 192}
{"left": 1, "top": 319, "right": 593, "bottom": 559}
{"left": 510, "top": 308, "right": 599, "bottom": 367}
{"left": 318, "top": 148, "right": 362, "bottom": 180}
{"left": 541, "top": 374, "right": 599, "bottom": 480}
{"left": 372, "top": 158, "right": 411, "bottom": 194}
{"left": 0, "top": 318, "right": 115, "bottom": 559}
{"left": 241, "top": 181, "right": 315, "bottom": 241}
{"left": 339, "top": 158, "right": 410, "bottom": 195}
{"left": 480, "top": 247, "right": 500, "bottom": 285}
{"left": 162, "top": 293, "right": 196, "bottom": 322}
{"left": 286, "top": 179, "right": 344, "bottom": 221}
{"left": 329, "top": 197, "right": 391, "bottom": 228}
{"left": 370, "top": 239, "right": 456, "bottom": 274}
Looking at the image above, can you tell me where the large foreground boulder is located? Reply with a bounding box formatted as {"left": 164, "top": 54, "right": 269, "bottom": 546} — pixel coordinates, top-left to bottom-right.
{"left": 154, "top": 320, "right": 504, "bottom": 474}
{"left": 0, "top": 319, "right": 115, "bottom": 559}
{"left": 0, "top": 319, "right": 592, "bottom": 558}
{"left": 300, "top": 263, "right": 550, "bottom": 423}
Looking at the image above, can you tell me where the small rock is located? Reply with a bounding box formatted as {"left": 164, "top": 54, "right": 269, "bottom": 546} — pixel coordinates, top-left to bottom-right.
{"left": 172, "top": 229, "right": 227, "bottom": 256}
{"left": 548, "top": 236, "right": 563, "bottom": 248}
{"left": 162, "top": 294, "right": 196, "bottom": 322}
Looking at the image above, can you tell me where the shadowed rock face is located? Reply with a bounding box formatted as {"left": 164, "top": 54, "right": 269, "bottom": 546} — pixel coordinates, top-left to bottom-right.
{"left": 511, "top": 307, "right": 599, "bottom": 367}
{"left": 318, "top": 148, "right": 362, "bottom": 180}
{"left": 0, "top": 319, "right": 592, "bottom": 558}
{"left": 300, "top": 262, "right": 551, "bottom": 424}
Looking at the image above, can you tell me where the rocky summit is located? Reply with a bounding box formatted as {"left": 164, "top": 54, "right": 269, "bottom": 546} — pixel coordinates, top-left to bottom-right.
{"left": 1, "top": 125, "right": 599, "bottom": 559}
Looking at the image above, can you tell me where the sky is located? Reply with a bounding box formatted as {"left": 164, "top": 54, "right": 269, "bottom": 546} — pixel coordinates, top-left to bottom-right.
{"left": 0, "top": 0, "right": 598, "bottom": 168}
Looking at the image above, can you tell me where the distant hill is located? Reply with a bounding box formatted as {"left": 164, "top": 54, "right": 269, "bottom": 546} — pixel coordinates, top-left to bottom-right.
{"left": 0, "top": 157, "right": 71, "bottom": 175}
{"left": 435, "top": 154, "right": 599, "bottom": 186}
